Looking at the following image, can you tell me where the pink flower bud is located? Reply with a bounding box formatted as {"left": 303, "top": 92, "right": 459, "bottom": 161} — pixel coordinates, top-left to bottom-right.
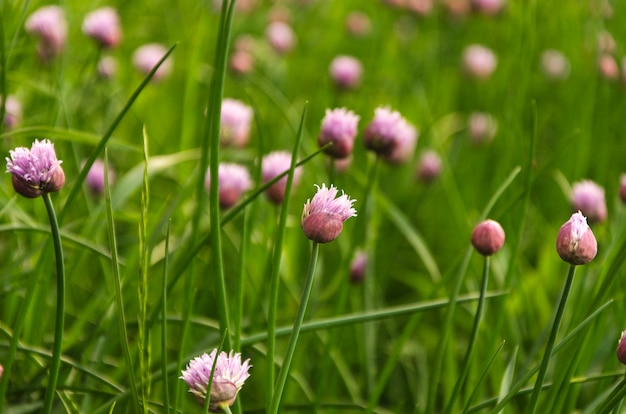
{"left": 617, "top": 330, "right": 626, "bottom": 365}
{"left": 350, "top": 251, "right": 367, "bottom": 284}
{"left": 468, "top": 112, "right": 497, "bottom": 144}
{"left": 417, "top": 150, "right": 442, "bottom": 183}
{"left": 619, "top": 174, "right": 626, "bottom": 204}
{"left": 301, "top": 184, "right": 357, "bottom": 243}
{"left": 329, "top": 55, "right": 363, "bottom": 90}
{"left": 318, "top": 108, "right": 360, "bottom": 159}
{"left": 462, "top": 44, "right": 497, "bottom": 79}
{"left": 556, "top": 212, "right": 597, "bottom": 265}
{"left": 540, "top": 49, "right": 570, "bottom": 81}
{"left": 598, "top": 54, "right": 619, "bottom": 80}
{"left": 571, "top": 180, "right": 607, "bottom": 223}
{"left": 266, "top": 21, "right": 295, "bottom": 54}
{"left": 25, "top": 5, "right": 67, "bottom": 61}
{"left": 471, "top": 219, "right": 505, "bottom": 256}
{"left": 261, "top": 151, "right": 302, "bottom": 204}
{"left": 82, "top": 7, "right": 122, "bottom": 49}
{"left": 205, "top": 163, "right": 252, "bottom": 209}
{"left": 85, "top": 159, "right": 114, "bottom": 195}
{"left": 6, "top": 139, "right": 64, "bottom": 198}
{"left": 132, "top": 43, "right": 173, "bottom": 82}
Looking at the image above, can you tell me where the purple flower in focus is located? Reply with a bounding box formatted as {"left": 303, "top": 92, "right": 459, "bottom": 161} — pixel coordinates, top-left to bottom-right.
{"left": 25, "top": 5, "right": 67, "bottom": 61}
{"left": 82, "top": 7, "right": 122, "bottom": 49}
{"left": 364, "top": 106, "right": 417, "bottom": 163}
{"left": 205, "top": 163, "right": 252, "bottom": 209}
{"left": 132, "top": 43, "right": 173, "bottom": 81}
{"left": 85, "top": 159, "right": 114, "bottom": 195}
{"left": 6, "top": 139, "right": 65, "bottom": 198}
{"left": 556, "top": 211, "right": 597, "bottom": 265}
{"left": 220, "top": 99, "right": 253, "bottom": 147}
{"left": 180, "top": 349, "right": 251, "bottom": 413}
{"left": 329, "top": 55, "right": 363, "bottom": 90}
{"left": 318, "top": 108, "right": 360, "bottom": 159}
{"left": 301, "top": 184, "right": 357, "bottom": 243}
{"left": 571, "top": 180, "right": 607, "bottom": 223}
{"left": 261, "top": 151, "right": 302, "bottom": 204}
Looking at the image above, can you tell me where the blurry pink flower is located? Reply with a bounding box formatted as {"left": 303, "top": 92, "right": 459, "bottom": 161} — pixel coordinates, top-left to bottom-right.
{"left": 462, "top": 44, "right": 497, "bottom": 79}
{"left": 345, "top": 11, "right": 371, "bottom": 37}
{"left": 350, "top": 250, "right": 367, "bottom": 284}
{"left": 407, "top": 0, "right": 434, "bottom": 16}
{"left": 1, "top": 95, "right": 22, "bottom": 130}
{"left": 619, "top": 174, "right": 626, "bottom": 204}
{"left": 132, "top": 43, "right": 173, "bottom": 81}
{"left": 571, "top": 180, "right": 607, "bottom": 223}
{"left": 266, "top": 21, "right": 296, "bottom": 54}
{"left": 417, "top": 150, "right": 442, "bottom": 183}
{"left": 331, "top": 155, "right": 353, "bottom": 173}
{"left": 318, "top": 108, "right": 360, "bottom": 159}
{"left": 329, "top": 55, "right": 363, "bottom": 90}
{"left": 0, "top": 364, "right": 3, "bottom": 378}
{"left": 556, "top": 212, "right": 597, "bottom": 265}
{"left": 220, "top": 99, "right": 253, "bottom": 147}
{"left": 301, "top": 184, "right": 357, "bottom": 243}
{"left": 364, "top": 106, "right": 417, "bottom": 163}
{"left": 471, "top": 219, "right": 505, "bottom": 256}
{"left": 84, "top": 159, "right": 115, "bottom": 195}
{"left": 97, "top": 56, "right": 118, "bottom": 79}
{"left": 205, "top": 163, "right": 252, "bottom": 209}
{"left": 261, "top": 151, "right": 302, "bottom": 204}
{"left": 598, "top": 54, "right": 619, "bottom": 80}
{"left": 82, "top": 7, "right": 122, "bottom": 49}
{"left": 540, "top": 49, "right": 570, "bottom": 81}
{"left": 617, "top": 330, "right": 626, "bottom": 365}
{"left": 468, "top": 112, "right": 497, "bottom": 144}
{"left": 25, "top": 5, "right": 67, "bottom": 61}
{"left": 383, "top": 120, "right": 418, "bottom": 164}
{"left": 471, "top": 0, "right": 504, "bottom": 15}
{"left": 229, "top": 50, "right": 254, "bottom": 75}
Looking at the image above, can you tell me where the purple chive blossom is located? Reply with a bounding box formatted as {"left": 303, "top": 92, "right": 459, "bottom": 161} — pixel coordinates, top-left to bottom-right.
{"left": 25, "top": 5, "right": 67, "bottom": 61}
{"left": 85, "top": 159, "right": 114, "bottom": 195}
{"left": 318, "top": 108, "right": 360, "bottom": 159}
{"left": 261, "top": 150, "right": 302, "bottom": 204}
{"left": 556, "top": 211, "right": 598, "bottom": 265}
{"left": 364, "top": 106, "right": 417, "bottom": 163}
{"left": 471, "top": 219, "right": 505, "bottom": 256}
{"left": 205, "top": 163, "right": 253, "bottom": 209}
{"left": 180, "top": 349, "right": 251, "bottom": 413}
{"left": 266, "top": 21, "right": 296, "bottom": 54}
{"left": 571, "top": 180, "right": 607, "bottom": 223}
{"left": 617, "top": 330, "right": 626, "bottom": 365}
{"left": 416, "top": 150, "right": 442, "bottom": 183}
{"left": 462, "top": 44, "right": 497, "bottom": 79}
{"left": 382, "top": 118, "right": 418, "bottom": 164}
{"left": 220, "top": 99, "right": 254, "bottom": 147}
{"left": 82, "top": 7, "right": 122, "bottom": 49}
{"left": 6, "top": 139, "right": 65, "bottom": 198}
{"left": 301, "top": 184, "right": 357, "bottom": 243}
{"left": 329, "top": 55, "right": 363, "bottom": 90}
{"left": 132, "top": 43, "right": 172, "bottom": 81}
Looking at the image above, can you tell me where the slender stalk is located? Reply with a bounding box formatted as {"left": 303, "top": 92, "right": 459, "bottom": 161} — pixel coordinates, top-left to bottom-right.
{"left": 528, "top": 264, "right": 577, "bottom": 414}
{"left": 444, "top": 256, "right": 491, "bottom": 414}
{"left": 161, "top": 221, "right": 171, "bottom": 413}
{"left": 269, "top": 242, "right": 320, "bottom": 414}
{"left": 41, "top": 193, "right": 66, "bottom": 414}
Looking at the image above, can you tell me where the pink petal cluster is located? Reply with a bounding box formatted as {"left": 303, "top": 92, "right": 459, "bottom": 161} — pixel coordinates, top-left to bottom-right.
{"left": 471, "top": 219, "right": 505, "bottom": 256}
{"left": 85, "top": 159, "right": 115, "bottom": 195}
{"left": 180, "top": 349, "right": 251, "bottom": 412}
{"left": 132, "top": 43, "right": 173, "bottom": 82}
{"left": 329, "top": 55, "right": 363, "bottom": 90}
{"left": 417, "top": 150, "right": 442, "bottom": 183}
{"left": 261, "top": 151, "right": 302, "bottom": 204}
{"left": 82, "top": 7, "right": 122, "bottom": 49}
{"left": 555, "top": 211, "right": 597, "bottom": 265}
{"left": 318, "top": 108, "right": 360, "bottom": 159}
{"left": 302, "top": 184, "right": 357, "bottom": 243}
{"left": 266, "top": 21, "right": 296, "bottom": 54}
{"left": 220, "top": 99, "right": 254, "bottom": 147}
{"left": 6, "top": 139, "right": 65, "bottom": 198}
{"left": 205, "top": 163, "right": 253, "bottom": 209}
{"left": 571, "top": 180, "right": 607, "bottom": 223}
{"left": 364, "top": 106, "right": 418, "bottom": 163}
{"left": 462, "top": 44, "right": 497, "bottom": 79}
{"left": 25, "top": 5, "right": 67, "bottom": 61}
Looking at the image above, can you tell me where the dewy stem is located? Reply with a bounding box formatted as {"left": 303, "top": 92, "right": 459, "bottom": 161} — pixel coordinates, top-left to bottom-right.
{"left": 41, "top": 193, "right": 66, "bottom": 414}
{"left": 269, "top": 242, "right": 320, "bottom": 414}
{"left": 528, "top": 263, "right": 577, "bottom": 414}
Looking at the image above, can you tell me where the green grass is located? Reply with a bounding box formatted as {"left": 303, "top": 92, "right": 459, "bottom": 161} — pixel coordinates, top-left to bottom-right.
{"left": 2, "top": 0, "right": 626, "bottom": 412}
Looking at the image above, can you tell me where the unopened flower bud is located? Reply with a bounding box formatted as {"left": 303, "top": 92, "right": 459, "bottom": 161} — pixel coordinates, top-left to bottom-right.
{"left": 571, "top": 180, "right": 607, "bottom": 223}
{"left": 617, "top": 330, "right": 626, "bottom": 365}
{"left": 556, "top": 211, "right": 597, "bottom": 265}
{"left": 350, "top": 251, "right": 367, "bottom": 284}
{"left": 301, "top": 184, "right": 357, "bottom": 243}
{"left": 619, "top": 174, "right": 626, "bottom": 204}
{"left": 471, "top": 219, "right": 505, "bottom": 256}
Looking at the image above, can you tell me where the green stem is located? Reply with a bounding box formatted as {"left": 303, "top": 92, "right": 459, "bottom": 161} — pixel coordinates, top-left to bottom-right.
{"left": 269, "top": 242, "right": 320, "bottom": 414}
{"left": 161, "top": 221, "right": 171, "bottom": 413}
{"left": 528, "top": 263, "right": 577, "bottom": 414}
{"left": 444, "top": 255, "right": 491, "bottom": 414}
{"left": 41, "top": 193, "right": 66, "bottom": 414}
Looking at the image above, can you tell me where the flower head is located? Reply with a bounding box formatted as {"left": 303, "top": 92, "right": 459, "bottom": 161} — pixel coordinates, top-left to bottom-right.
{"left": 364, "top": 106, "right": 417, "bottom": 163}
{"left": 318, "top": 108, "right": 360, "bottom": 159}
{"left": 617, "top": 330, "right": 626, "bottom": 365}
{"left": 556, "top": 211, "right": 597, "bottom": 265}
{"left": 6, "top": 139, "right": 65, "bottom": 198}
{"left": 220, "top": 99, "right": 253, "bottom": 147}
{"left": 301, "top": 184, "right": 357, "bottom": 243}
{"left": 82, "top": 7, "right": 122, "bottom": 49}
{"left": 180, "top": 349, "right": 251, "bottom": 412}
{"left": 541, "top": 49, "right": 570, "bottom": 81}
{"left": 417, "top": 150, "right": 442, "bottom": 183}
{"left": 350, "top": 250, "right": 367, "bottom": 284}
{"left": 132, "top": 43, "right": 173, "bottom": 82}
{"left": 25, "top": 5, "right": 67, "bottom": 61}
{"left": 266, "top": 21, "right": 295, "bottom": 54}
{"left": 471, "top": 219, "right": 505, "bottom": 256}
{"left": 85, "top": 159, "right": 114, "bottom": 195}
{"left": 205, "top": 163, "right": 253, "bottom": 209}
{"left": 329, "top": 55, "right": 363, "bottom": 90}
{"left": 261, "top": 151, "right": 302, "bottom": 204}
{"left": 619, "top": 174, "right": 626, "bottom": 204}
{"left": 468, "top": 112, "right": 497, "bottom": 144}
{"left": 571, "top": 180, "right": 607, "bottom": 223}
{"left": 462, "top": 44, "right": 497, "bottom": 79}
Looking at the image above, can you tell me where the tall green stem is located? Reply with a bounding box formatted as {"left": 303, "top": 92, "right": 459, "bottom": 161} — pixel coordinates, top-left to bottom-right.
{"left": 269, "top": 242, "right": 320, "bottom": 414}
{"left": 41, "top": 193, "right": 65, "bottom": 414}
{"left": 528, "top": 263, "right": 577, "bottom": 414}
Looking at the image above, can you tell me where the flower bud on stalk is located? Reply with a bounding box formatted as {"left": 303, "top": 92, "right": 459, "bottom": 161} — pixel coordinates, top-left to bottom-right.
{"left": 556, "top": 211, "right": 597, "bottom": 265}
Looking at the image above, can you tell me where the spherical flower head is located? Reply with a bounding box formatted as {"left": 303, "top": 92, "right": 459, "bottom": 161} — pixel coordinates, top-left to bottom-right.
{"left": 229, "top": 50, "right": 254, "bottom": 75}
{"left": 471, "top": 219, "right": 505, "bottom": 256}
{"left": 617, "top": 330, "right": 626, "bottom": 365}
{"left": 329, "top": 55, "right": 363, "bottom": 90}
{"left": 261, "top": 151, "right": 302, "bottom": 204}
{"left": 417, "top": 150, "right": 442, "bottom": 183}
{"left": 82, "top": 7, "right": 122, "bottom": 49}
{"left": 541, "top": 49, "right": 570, "bottom": 81}
{"left": 571, "top": 180, "right": 607, "bottom": 223}
{"left": 301, "top": 184, "right": 357, "bottom": 243}
{"left": 220, "top": 99, "right": 253, "bottom": 147}
{"left": 132, "top": 43, "right": 173, "bottom": 82}
{"left": 556, "top": 211, "right": 598, "bottom": 265}
{"left": 180, "top": 349, "right": 251, "bottom": 412}
{"left": 85, "top": 159, "right": 114, "bottom": 195}
{"left": 364, "top": 106, "right": 416, "bottom": 161}
{"left": 206, "top": 163, "right": 252, "bottom": 209}
{"left": 381, "top": 119, "right": 418, "bottom": 164}
{"left": 468, "top": 112, "right": 497, "bottom": 144}
{"left": 25, "top": 5, "right": 67, "bottom": 61}
{"left": 318, "top": 108, "right": 360, "bottom": 159}
{"left": 6, "top": 139, "right": 65, "bottom": 198}
{"left": 350, "top": 250, "right": 367, "bottom": 284}
{"left": 462, "top": 44, "right": 497, "bottom": 79}
{"left": 266, "top": 21, "right": 296, "bottom": 54}
{"left": 1, "top": 95, "right": 22, "bottom": 130}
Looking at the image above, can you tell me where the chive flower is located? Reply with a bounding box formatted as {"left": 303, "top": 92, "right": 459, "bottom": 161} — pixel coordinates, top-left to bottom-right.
{"left": 318, "top": 107, "right": 360, "bottom": 159}
{"left": 180, "top": 349, "right": 251, "bottom": 413}
{"left": 220, "top": 99, "right": 253, "bottom": 148}
{"left": 25, "top": 5, "right": 67, "bottom": 61}
{"left": 571, "top": 179, "right": 607, "bottom": 223}
{"left": 617, "top": 330, "right": 626, "bottom": 365}
{"left": 6, "top": 139, "right": 65, "bottom": 198}
{"left": 364, "top": 106, "right": 417, "bottom": 163}
{"left": 301, "top": 184, "right": 357, "bottom": 243}
{"left": 556, "top": 211, "right": 597, "bottom": 265}
{"left": 205, "top": 163, "right": 253, "bottom": 209}
{"left": 471, "top": 219, "right": 505, "bottom": 256}
{"left": 261, "top": 150, "right": 302, "bottom": 204}
{"left": 82, "top": 7, "right": 122, "bottom": 49}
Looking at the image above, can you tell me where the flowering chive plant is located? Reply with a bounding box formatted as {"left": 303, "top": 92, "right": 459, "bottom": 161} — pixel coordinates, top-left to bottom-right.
{"left": 180, "top": 349, "right": 251, "bottom": 413}
{"left": 6, "top": 139, "right": 65, "bottom": 198}
{"left": 301, "top": 183, "right": 357, "bottom": 243}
